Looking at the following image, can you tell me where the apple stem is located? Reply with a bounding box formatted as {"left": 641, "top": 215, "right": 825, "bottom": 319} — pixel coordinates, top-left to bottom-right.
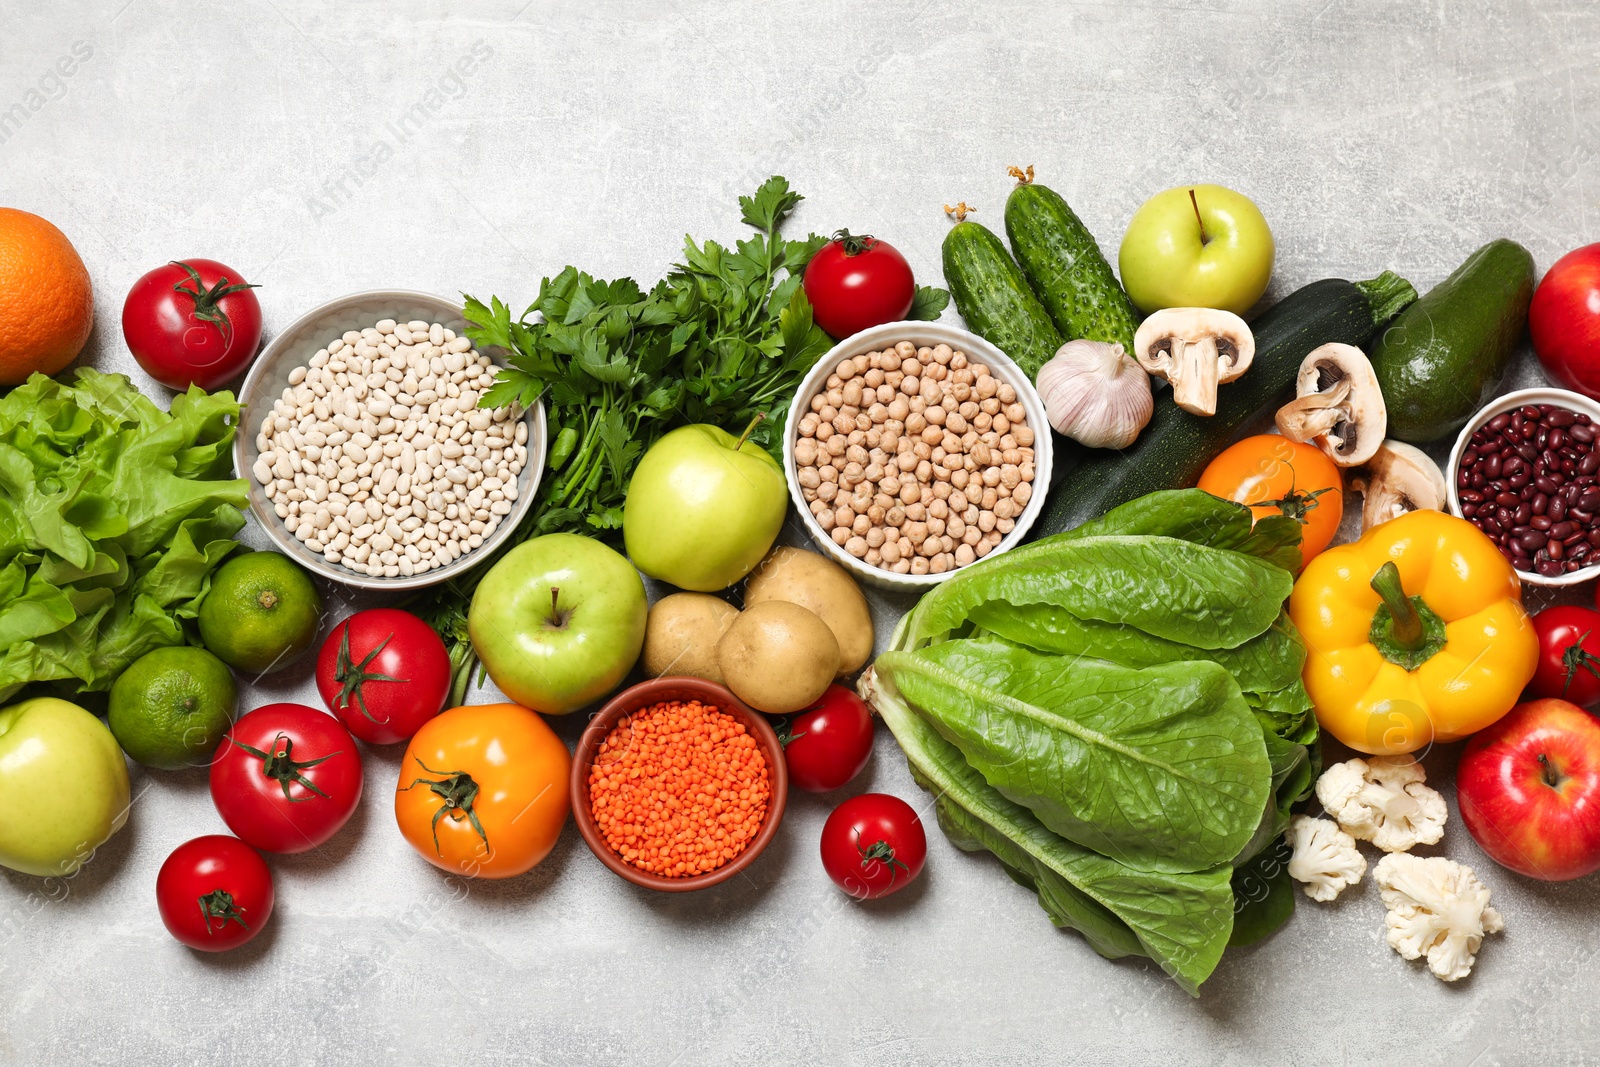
{"left": 1189, "top": 188, "right": 1209, "bottom": 246}
{"left": 1538, "top": 752, "right": 1564, "bottom": 790}
{"left": 551, "top": 586, "right": 560, "bottom": 617}
{"left": 735, "top": 412, "right": 765, "bottom": 452}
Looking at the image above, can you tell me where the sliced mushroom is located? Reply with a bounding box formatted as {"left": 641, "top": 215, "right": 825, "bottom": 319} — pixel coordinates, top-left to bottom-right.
{"left": 1351, "top": 440, "right": 1447, "bottom": 531}
{"left": 1132, "top": 308, "right": 1254, "bottom": 417}
{"left": 1275, "top": 343, "right": 1387, "bottom": 467}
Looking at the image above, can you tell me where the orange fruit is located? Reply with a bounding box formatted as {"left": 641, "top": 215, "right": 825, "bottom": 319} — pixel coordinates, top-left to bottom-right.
{"left": 0, "top": 208, "right": 94, "bottom": 385}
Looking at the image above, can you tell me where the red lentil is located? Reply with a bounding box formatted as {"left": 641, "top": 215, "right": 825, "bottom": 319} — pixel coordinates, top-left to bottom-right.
{"left": 588, "top": 700, "right": 770, "bottom": 878}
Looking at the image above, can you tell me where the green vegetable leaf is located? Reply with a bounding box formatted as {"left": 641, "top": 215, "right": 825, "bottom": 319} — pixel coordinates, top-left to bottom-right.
{"left": 908, "top": 285, "right": 951, "bottom": 321}
{"left": 873, "top": 672, "right": 1235, "bottom": 996}
{"left": 879, "top": 638, "right": 1271, "bottom": 874}
{"left": 1228, "top": 837, "right": 1295, "bottom": 947}
{"left": 902, "top": 534, "right": 1294, "bottom": 652}
{"left": 738, "top": 175, "right": 803, "bottom": 234}
{"left": 1059, "top": 489, "right": 1303, "bottom": 572}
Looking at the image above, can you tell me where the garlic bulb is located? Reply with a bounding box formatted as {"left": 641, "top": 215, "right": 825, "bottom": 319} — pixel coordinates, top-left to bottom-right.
{"left": 1034, "top": 339, "right": 1153, "bottom": 449}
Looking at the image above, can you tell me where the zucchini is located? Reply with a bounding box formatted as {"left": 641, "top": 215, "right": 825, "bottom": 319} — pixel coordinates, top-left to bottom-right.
{"left": 1032, "top": 272, "right": 1417, "bottom": 537}
{"left": 1370, "top": 238, "right": 1536, "bottom": 443}
{"left": 942, "top": 218, "right": 1063, "bottom": 378}
{"left": 1005, "top": 177, "right": 1139, "bottom": 351}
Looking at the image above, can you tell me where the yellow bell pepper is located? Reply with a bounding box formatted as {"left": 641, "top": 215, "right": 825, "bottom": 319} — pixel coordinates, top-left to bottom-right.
{"left": 1289, "top": 508, "right": 1537, "bottom": 755}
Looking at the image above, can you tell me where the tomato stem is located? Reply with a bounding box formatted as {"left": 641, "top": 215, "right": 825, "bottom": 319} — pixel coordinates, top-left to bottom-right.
{"left": 829, "top": 229, "right": 877, "bottom": 257}
{"left": 332, "top": 627, "right": 407, "bottom": 724}
{"left": 858, "top": 838, "right": 909, "bottom": 886}
{"left": 1560, "top": 629, "right": 1600, "bottom": 698}
{"left": 196, "top": 888, "right": 250, "bottom": 935}
{"left": 230, "top": 732, "right": 338, "bottom": 802}
{"left": 170, "top": 260, "right": 259, "bottom": 347}
{"left": 400, "top": 759, "right": 489, "bottom": 856}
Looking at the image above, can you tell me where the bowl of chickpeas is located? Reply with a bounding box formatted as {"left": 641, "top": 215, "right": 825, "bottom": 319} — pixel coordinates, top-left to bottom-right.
{"left": 782, "top": 321, "right": 1052, "bottom": 590}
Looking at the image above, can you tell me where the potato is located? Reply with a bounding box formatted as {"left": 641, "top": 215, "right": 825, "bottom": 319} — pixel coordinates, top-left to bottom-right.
{"left": 717, "top": 601, "right": 839, "bottom": 714}
{"left": 744, "top": 546, "right": 874, "bottom": 675}
{"left": 642, "top": 593, "right": 738, "bottom": 681}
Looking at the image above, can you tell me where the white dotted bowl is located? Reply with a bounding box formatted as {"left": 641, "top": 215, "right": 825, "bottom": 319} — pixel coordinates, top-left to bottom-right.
{"left": 233, "top": 290, "right": 546, "bottom": 592}
{"left": 1446, "top": 385, "right": 1600, "bottom": 588}
{"left": 781, "top": 320, "right": 1053, "bottom": 592}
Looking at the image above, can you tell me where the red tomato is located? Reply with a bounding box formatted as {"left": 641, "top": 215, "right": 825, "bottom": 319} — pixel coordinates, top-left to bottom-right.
{"left": 820, "top": 792, "right": 927, "bottom": 900}
{"left": 155, "top": 835, "right": 274, "bottom": 952}
{"left": 1531, "top": 244, "right": 1600, "bottom": 399}
{"left": 781, "top": 684, "right": 874, "bottom": 793}
{"left": 316, "top": 608, "right": 451, "bottom": 745}
{"left": 122, "top": 259, "right": 262, "bottom": 391}
{"left": 803, "top": 231, "right": 916, "bottom": 339}
{"left": 1531, "top": 605, "right": 1600, "bottom": 706}
{"left": 210, "top": 703, "right": 364, "bottom": 854}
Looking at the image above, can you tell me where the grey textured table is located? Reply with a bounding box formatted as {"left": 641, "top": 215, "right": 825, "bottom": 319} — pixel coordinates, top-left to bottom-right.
{"left": 4, "top": 2, "right": 1599, "bottom": 1064}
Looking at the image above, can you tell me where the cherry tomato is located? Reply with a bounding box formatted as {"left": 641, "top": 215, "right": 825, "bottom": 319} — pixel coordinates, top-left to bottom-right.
{"left": 155, "top": 835, "right": 274, "bottom": 952}
{"left": 803, "top": 230, "right": 916, "bottom": 339}
{"left": 122, "top": 259, "right": 262, "bottom": 391}
{"left": 395, "top": 703, "right": 571, "bottom": 879}
{"left": 316, "top": 608, "right": 451, "bottom": 746}
{"left": 1197, "top": 434, "right": 1343, "bottom": 569}
{"left": 780, "top": 684, "right": 874, "bottom": 793}
{"left": 1531, "top": 605, "right": 1600, "bottom": 706}
{"left": 1531, "top": 244, "right": 1600, "bottom": 399}
{"left": 210, "top": 703, "right": 364, "bottom": 854}
{"left": 820, "top": 792, "right": 926, "bottom": 900}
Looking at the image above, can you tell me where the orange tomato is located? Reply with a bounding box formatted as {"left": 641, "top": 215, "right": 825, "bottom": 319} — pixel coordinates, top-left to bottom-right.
{"left": 1197, "top": 434, "right": 1343, "bottom": 569}
{"left": 395, "top": 703, "right": 571, "bottom": 879}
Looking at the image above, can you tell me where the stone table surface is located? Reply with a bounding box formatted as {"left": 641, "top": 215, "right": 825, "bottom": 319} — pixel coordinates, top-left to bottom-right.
{"left": 4, "top": 1, "right": 1600, "bottom": 1064}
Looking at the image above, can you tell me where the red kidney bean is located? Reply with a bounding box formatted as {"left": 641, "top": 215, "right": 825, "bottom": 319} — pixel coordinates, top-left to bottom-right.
{"left": 1461, "top": 404, "right": 1600, "bottom": 577}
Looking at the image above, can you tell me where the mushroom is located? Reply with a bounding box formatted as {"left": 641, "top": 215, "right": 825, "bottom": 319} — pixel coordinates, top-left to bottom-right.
{"left": 1351, "top": 440, "right": 1448, "bottom": 531}
{"left": 1274, "top": 343, "right": 1386, "bottom": 466}
{"left": 1132, "top": 308, "right": 1254, "bottom": 417}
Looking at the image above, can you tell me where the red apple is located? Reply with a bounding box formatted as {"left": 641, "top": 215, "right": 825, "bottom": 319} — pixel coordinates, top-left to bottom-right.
{"left": 1530, "top": 243, "right": 1600, "bottom": 398}
{"left": 1457, "top": 698, "right": 1600, "bottom": 881}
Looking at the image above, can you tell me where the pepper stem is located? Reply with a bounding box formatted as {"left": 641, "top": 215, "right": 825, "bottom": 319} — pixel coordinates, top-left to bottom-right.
{"left": 1370, "top": 562, "right": 1423, "bottom": 651}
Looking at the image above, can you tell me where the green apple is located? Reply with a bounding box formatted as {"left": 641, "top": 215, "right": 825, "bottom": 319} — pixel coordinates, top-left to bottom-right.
{"left": 622, "top": 424, "right": 787, "bottom": 592}
{"left": 468, "top": 533, "right": 647, "bottom": 714}
{"left": 1118, "top": 184, "right": 1275, "bottom": 316}
{"left": 0, "top": 698, "right": 130, "bottom": 877}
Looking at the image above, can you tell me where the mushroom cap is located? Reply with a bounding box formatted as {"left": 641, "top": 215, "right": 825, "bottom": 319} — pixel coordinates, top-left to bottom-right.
{"left": 1276, "top": 343, "right": 1387, "bottom": 467}
{"left": 1351, "top": 439, "right": 1448, "bottom": 531}
{"left": 1132, "top": 307, "right": 1256, "bottom": 381}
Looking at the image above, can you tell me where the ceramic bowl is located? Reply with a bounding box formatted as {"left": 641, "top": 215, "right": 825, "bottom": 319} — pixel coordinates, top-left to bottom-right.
{"left": 233, "top": 289, "right": 546, "bottom": 591}
{"left": 569, "top": 677, "right": 787, "bottom": 892}
{"left": 781, "top": 320, "right": 1053, "bottom": 591}
{"left": 1446, "top": 385, "right": 1600, "bottom": 587}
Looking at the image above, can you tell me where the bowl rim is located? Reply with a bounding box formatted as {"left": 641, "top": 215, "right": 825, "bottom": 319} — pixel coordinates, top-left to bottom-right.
{"left": 1445, "top": 384, "right": 1600, "bottom": 587}
{"left": 568, "top": 676, "right": 788, "bottom": 892}
{"left": 780, "top": 320, "right": 1053, "bottom": 591}
{"left": 232, "top": 288, "right": 546, "bottom": 592}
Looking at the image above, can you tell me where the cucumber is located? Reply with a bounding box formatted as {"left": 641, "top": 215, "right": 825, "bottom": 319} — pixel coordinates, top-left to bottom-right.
{"left": 942, "top": 219, "right": 1063, "bottom": 378}
{"left": 1005, "top": 178, "right": 1139, "bottom": 351}
{"left": 1370, "top": 238, "right": 1536, "bottom": 443}
{"left": 1032, "top": 272, "right": 1417, "bottom": 537}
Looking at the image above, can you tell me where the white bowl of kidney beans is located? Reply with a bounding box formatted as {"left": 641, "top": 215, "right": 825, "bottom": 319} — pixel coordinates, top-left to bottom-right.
{"left": 1448, "top": 387, "right": 1600, "bottom": 586}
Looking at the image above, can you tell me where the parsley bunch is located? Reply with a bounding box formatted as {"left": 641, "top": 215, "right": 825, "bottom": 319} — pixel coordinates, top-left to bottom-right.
{"left": 414, "top": 176, "right": 947, "bottom": 699}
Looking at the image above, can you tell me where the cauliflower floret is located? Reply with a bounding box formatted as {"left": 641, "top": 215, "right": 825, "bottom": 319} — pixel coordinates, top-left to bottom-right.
{"left": 1286, "top": 815, "right": 1366, "bottom": 902}
{"left": 1316, "top": 755, "right": 1446, "bottom": 852}
{"left": 1374, "top": 853, "right": 1504, "bottom": 982}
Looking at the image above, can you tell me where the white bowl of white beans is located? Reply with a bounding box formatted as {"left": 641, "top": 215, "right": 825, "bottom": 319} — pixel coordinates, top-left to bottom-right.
{"left": 234, "top": 290, "right": 546, "bottom": 592}
{"left": 782, "top": 321, "right": 1052, "bottom": 591}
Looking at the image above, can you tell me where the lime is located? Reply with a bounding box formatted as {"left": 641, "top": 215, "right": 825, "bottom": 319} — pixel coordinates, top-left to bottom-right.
{"left": 108, "top": 646, "right": 238, "bottom": 769}
{"left": 198, "top": 551, "right": 323, "bottom": 674}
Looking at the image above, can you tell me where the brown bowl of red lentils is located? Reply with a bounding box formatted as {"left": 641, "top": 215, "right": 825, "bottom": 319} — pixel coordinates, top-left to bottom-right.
{"left": 570, "top": 677, "right": 788, "bottom": 892}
